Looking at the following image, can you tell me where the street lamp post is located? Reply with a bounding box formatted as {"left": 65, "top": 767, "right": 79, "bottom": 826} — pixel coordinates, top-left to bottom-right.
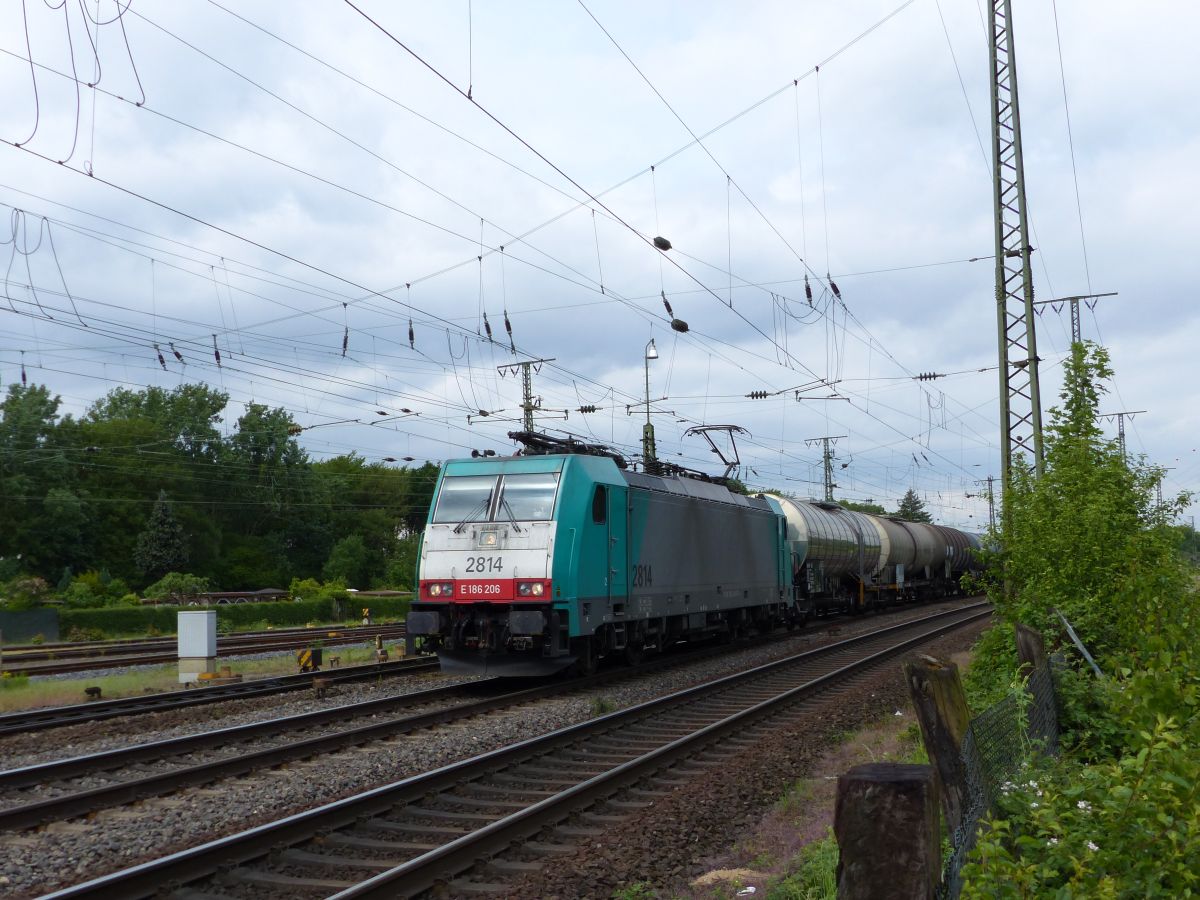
{"left": 643, "top": 338, "right": 658, "bottom": 473}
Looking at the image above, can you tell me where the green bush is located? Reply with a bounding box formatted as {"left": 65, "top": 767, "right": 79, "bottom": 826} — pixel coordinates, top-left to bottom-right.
{"left": 767, "top": 831, "right": 838, "bottom": 899}
{"left": 61, "top": 605, "right": 178, "bottom": 637}
{"left": 960, "top": 343, "right": 1200, "bottom": 897}
{"left": 62, "top": 581, "right": 105, "bottom": 609}
{"left": 69, "top": 570, "right": 130, "bottom": 603}
{"left": 1, "top": 576, "right": 51, "bottom": 610}
{"left": 65, "top": 625, "right": 107, "bottom": 642}
{"left": 287, "top": 577, "right": 350, "bottom": 604}
{"left": 0, "top": 671, "right": 30, "bottom": 690}
{"left": 975, "top": 343, "right": 1191, "bottom": 661}
{"left": 143, "top": 572, "right": 212, "bottom": 601}
{"left": 962, "top": 708, "right": 1199, "bottom": 897}
{"left": 57, "top": 594, "right": 412, "bottom": 638}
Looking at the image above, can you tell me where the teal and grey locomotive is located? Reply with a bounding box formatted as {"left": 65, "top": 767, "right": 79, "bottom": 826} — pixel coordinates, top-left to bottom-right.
{"left": 406, "top": 434, "right": 980, "bottom": 676}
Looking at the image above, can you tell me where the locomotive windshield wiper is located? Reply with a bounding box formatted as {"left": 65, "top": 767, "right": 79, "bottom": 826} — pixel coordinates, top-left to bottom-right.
{"left": 453, "top": 491, "right": 493, "bottom": 533}
{"left": 498, "top": 496, "right": 523, "bottom": 532}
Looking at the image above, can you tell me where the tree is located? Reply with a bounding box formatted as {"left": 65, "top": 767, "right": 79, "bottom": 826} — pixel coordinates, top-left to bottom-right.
{"left": 0, "top": 384, "right": 77, "bottom": 574}
{"left": 88, "top": 384, "right": 228, "bottom": 461}
{"left": 30, "top": 488, "right": 92, "bottom": 575}
{"left": 980, "top": 341, "right": 1189, "bottom": 658}
{"left": 894, "top": 489, "right": 932, "bottom": 523}
{"left": 134, "top": 490, "right": 189, "bottom": 583}
{"left": 382, "top": 534, "right": 421, "bottom": 590}
{"left": 839, "top": 499, "right": 887, "bottom": 515}
{"left": 323, "top": 534, "right": 373, "bottom": 588}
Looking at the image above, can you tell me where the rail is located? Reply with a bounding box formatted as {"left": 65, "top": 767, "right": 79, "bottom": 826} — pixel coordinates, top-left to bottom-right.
{"left": 40, "top": 603, "right": 990, "bottom": 899}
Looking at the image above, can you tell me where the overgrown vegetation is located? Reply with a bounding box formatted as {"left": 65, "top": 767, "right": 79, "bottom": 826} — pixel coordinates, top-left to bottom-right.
{"left": 960, "top": 342, "right": 1199, "bottom": 896}
{"left": 590, "top": 696, "right": 618, "bottom": 716}
{"left": 0, "top": 382, "right": 437, "bottom": 600}
{"left": 766, "top": 831, "right": 838, "bottom": 899}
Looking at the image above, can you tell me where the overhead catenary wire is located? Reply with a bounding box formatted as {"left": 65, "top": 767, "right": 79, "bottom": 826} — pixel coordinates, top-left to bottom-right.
{"left": 0, "top": 2, "right": 1031, "bottom": 508}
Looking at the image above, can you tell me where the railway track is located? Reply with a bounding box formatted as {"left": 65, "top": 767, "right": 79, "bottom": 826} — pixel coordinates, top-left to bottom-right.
{"left": 40, "top": 602, "right": 990, "bottom": 899}
{"left": 0, "top": 635, "right": 756, "bottom": 831}
{"left": 0, "top": 624, "right": 408, "bottom": 677}
{"left": 0, "top": 656, "right": 438, "bottom": 737}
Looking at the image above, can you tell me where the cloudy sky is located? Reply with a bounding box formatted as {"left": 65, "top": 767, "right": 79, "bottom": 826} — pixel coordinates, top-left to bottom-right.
{"left": 1, "top": 0, "right": 1196, "bottom": 529}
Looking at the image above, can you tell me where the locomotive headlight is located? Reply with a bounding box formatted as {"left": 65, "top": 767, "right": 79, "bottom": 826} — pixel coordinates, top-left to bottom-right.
{"left": 427, "top": 582, "right": 454, "bottom": 597}
{"left": 516, "top": 580, "right": 546, "bottom": 597}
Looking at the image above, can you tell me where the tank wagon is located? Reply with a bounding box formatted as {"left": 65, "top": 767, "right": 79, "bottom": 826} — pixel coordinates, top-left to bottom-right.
{"left": 406, "top": 434, "right": 980, "bottom": 676}
{"left": 768, "top": 495, "right": 982, "bottom": 619}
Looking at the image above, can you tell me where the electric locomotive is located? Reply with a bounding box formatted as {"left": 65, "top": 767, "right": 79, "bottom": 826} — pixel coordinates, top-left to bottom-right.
{"left": 406, "top": 433, "right": 793, "bottom": 675}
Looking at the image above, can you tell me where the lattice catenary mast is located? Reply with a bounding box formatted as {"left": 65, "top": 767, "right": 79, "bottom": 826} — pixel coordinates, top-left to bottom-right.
{"left": 989, "top": 0, "right": 1045, "bottom": 493}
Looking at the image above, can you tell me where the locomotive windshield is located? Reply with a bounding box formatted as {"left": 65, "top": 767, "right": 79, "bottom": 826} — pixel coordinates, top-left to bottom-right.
{"left": 431, "top": 472, "right": 561, "bottom": 524}
{"left": 432, "top": 475, "right": 496, "bottom": 523}
{"left": 497, "top": 472, "right": 560, "bottom": 521}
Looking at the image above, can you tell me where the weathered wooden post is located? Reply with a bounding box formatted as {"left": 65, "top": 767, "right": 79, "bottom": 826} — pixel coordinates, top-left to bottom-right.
{"left": 1014, "top": 623, "right": 1046, "bottom": 677}
{"left": 834, "top": 763, "right": 941, "bottom": 900}
{"left": 905, "top": 654, "right": 972, "bottom": 833}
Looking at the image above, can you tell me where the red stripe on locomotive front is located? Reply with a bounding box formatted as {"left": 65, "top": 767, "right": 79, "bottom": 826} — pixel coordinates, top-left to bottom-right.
{"left": 418, "top": 579, "right": 553, "bottom": 603}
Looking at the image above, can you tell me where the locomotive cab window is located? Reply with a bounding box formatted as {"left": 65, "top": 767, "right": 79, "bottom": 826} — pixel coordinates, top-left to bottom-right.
{"left": 496, "top": 472, "right": 560, "bottom": 522}
{"left": 432, "top": 475, "right": 497, "bottom": 524}
{"left": 592, "top": 485, "right": 607, "bottom": 524}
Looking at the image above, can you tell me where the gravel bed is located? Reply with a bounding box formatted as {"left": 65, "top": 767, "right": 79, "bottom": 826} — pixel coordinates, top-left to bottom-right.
{"left": 507, "top": 621, "right": 990, "bottom": 900}
{"left": 0, "top": 600, "right": 983, "bottom": 898}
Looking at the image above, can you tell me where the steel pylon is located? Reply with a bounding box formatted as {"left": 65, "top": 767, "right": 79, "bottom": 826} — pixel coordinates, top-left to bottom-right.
{"left": 990, "top": 0, "right": 1045, "bottom": 493}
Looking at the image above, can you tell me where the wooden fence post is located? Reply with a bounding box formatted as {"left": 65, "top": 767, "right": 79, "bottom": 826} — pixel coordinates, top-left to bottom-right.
{"left": 834, "top": 763, "right": 941, "bottom": 900}
{"left": 905, "top": 654, "right": 971, "bottom": 833}
{"left": 1014, "top": 623, "right": 1046, "bottom": 678}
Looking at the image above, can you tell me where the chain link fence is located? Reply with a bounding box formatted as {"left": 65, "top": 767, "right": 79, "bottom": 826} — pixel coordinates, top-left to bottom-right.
{"left": 940, "top": 657, "right": 1061, "bottom": 899}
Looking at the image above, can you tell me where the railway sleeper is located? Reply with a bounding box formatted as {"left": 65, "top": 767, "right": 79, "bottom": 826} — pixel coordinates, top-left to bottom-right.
{"left": 624, "top": 786, "right": 671, "bottom": 800}
{"left": 587, "top": 735, "right": 665, "bottom": 748}
{"left": 445, "top": 877, "right": 511, "bottom": 895}
{"left": 437, "top": 793, "right": 534, "bottom": 811}
{"left": 550, "top": 824, "right": 604, "bottom": 838}
{"left": 367, "top": 819, "right": 468, "bottom": 838}
{"left": 321, "top": 832, "right": 439, "bottom": 853}
{"left": 278, "top": 848, "right": 393, "bottom": 870}
{"left": 600, "top": 799, "right": 654, "bottom": 811}
{"left": 551, "top": 749, "right": 634, "bottom": 764}
{"left": 509, "top": 762, "right": 606, "bottom": 779}
{"left": 580, "top": 811, "right": 626, "bottom": 825}
{"left": 482, "top": 858, "right": 544, "bottom": 874}
{"left": 460, "top": 782, "right": 558, "bottom": 798}
{"left": 487, "top": 770, "right": 577, "bottom": 786}
{"left": 218, "top": 868, "right": 356, "bottom": 891}
{"left": 524, "top": 840, "right": 580, "bottom": 857}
